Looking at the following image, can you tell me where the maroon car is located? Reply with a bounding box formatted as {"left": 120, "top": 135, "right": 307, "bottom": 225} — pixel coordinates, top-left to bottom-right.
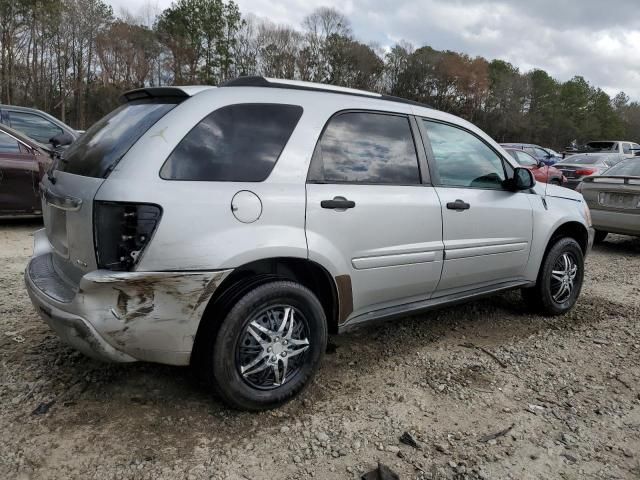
{"left": 0, "top": 124, "right": 51, "bottom": 218}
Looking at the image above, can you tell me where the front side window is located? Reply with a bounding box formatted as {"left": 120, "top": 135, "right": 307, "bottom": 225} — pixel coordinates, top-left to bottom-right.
{"left": 513, "top": 150, "right": 538, "bottom": 167}
{"left": 309, "top": 112, "right": 420, "bottom": 184}
{"left": 161, "top": 104, "right": 302, "bottom": 182}
{"left": 0, "top": 131, "right": 20, "bottom": 153}
{"left": 10, "top": 111, "right": 63, "bottom": 144}
{"left": 622, "top": 143, "right": 632, "bottom": 154}
{"left": 422, "top": 120, "right": 506, "bottom": 189}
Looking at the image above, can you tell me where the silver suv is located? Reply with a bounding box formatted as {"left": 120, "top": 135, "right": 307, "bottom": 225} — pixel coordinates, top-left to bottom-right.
{"left": 25, "top": 77, "right": 594, "bottom": 410}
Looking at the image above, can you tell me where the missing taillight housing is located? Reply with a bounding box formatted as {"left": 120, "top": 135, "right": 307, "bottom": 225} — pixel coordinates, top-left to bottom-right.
{"left": 93, "top": 201, "right": 162, "bottom": 271}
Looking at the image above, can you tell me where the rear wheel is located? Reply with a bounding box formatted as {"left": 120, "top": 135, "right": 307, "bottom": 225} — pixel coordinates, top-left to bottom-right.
{"left": 522, "top": 237, "right": 584, "bottom": 316}
{"left": 202, "top": 281, "right": 327, "bottom": 411}
{"left": 593, "top": 230, "right": 608, "bottom": 243}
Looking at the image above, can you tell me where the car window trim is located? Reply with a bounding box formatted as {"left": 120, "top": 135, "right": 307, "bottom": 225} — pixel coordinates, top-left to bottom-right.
{"left": 0, "top": 128, "right": 34, "bottom": 154}
{"left": 159, "top": 102, "right": 303, "bottom": 183}
{"left": 306, "top": 108, "right": 427, "bottom": 187}
{"left": 416, "top": 117, "right": 514, "bottom": 192}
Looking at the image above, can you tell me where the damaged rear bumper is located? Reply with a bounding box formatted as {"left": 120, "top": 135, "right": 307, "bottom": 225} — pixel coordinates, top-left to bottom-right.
{"left": 25, "top": 231, "right": 232, "bottom": 365}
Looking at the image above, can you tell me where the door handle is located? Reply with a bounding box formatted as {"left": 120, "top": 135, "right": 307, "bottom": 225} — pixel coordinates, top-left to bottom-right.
{"left": 446, "top": 199, "right": 470, "bottom": 211}
{"left": 321, "top": 196, "right": 356, "bottom": 210}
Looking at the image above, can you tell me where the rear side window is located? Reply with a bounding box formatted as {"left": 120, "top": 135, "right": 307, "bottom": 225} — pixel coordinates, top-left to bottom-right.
{"left": 160, "top": 104, "right": 302, "bottom": 182}
{"left": 0, "top": 131, "right": 20, "bottom": 153}
{"left": 58, "top": 99, "right": 181, "bottom": 178}
{"left": 10, "top": 111, "right": 63, "bottom": 144}
{"left": 308, "top": 112, "right": 421, "bottom": 184}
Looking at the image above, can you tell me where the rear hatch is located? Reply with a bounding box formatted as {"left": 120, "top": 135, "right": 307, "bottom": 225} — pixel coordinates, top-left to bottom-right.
{"left": 41, "top": 94, "right": 184, "bottom": 285}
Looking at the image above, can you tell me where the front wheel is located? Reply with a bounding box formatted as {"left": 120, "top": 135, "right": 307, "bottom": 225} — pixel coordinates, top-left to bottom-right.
{"left": 203, "top": 281, "right": 327, "bottom": 411}
{"left": 522, "top": 237, "right": 584, "bottom": 316}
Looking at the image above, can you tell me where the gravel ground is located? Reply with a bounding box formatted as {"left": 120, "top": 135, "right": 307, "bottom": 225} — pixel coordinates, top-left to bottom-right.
{"left": 1, "top": 220, "right": 639, "bottom": 480}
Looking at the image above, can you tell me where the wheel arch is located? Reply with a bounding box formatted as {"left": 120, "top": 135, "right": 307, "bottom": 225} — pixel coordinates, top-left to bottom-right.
{"left": 191, "top": 257, "right": 343, "bottom": 366}
{"left": 547, "top": 221, "right": 589, "bottom": 256}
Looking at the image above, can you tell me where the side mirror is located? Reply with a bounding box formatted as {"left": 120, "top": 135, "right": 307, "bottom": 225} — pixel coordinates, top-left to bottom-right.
{"left": 49, "top": 133, "right": 74, "bottom": 148}
{"left": 504, "top": 167, "right": 535, "bottom": 191}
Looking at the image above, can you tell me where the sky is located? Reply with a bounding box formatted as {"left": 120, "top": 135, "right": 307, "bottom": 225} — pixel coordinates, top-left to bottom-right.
{"left": 107, "top": 0, "right": 640, "bottom": 100}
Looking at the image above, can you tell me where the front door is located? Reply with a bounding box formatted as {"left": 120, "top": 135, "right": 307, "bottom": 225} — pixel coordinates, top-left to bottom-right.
{"left": 419, "top": 119, "right": 533, "bottom": 295}
{"left": 305, "top": 111, "right": 444, "bottom": 320}
{"left": 0, "top": 130, "right": 40, "bottom": 215}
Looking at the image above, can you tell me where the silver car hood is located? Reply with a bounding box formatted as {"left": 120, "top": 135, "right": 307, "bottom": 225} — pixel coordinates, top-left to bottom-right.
{"left": 533, "top": 182, "right": 583, "bottom": 202}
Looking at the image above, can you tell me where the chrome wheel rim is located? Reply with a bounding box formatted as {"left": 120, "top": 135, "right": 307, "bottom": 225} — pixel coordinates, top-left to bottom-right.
{"left": 550, "top": 252, "right": 578, "bottom": 303}
{"left": 236, "top": 305, "right": 310, "bottom": 390}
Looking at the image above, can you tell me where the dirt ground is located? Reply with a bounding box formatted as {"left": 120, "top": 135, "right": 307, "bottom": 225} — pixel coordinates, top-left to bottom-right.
{"left": 0, "top": 220, "right": 638, "bottom": 480}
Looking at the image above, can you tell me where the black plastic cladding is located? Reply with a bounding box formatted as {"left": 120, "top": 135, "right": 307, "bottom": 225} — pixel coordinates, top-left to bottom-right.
{"left": 219, "top": 76, "right": 432, "bottom": 109}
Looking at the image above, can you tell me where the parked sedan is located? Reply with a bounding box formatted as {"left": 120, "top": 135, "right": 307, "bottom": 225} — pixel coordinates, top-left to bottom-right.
{"left": 577, "top": 158, "right": 640, "bottom": 242}
{"left": 553, "top": 154, "right": 620, "bottom": 189}
{"left": 0, "top": 124, "right": 51, "bottom": 218}
{"left": 504, "top": 148, "right": 567, "bottom": 185}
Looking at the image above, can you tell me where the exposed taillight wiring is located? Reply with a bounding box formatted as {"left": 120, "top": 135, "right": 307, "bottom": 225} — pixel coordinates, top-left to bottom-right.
{"left": 93, "top": 201, "right": 162, "bottom": 271}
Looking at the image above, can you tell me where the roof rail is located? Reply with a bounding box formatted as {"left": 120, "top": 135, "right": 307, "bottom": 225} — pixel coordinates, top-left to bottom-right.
{"left": 220, "top": 76, "right": 431, "bottom": 109}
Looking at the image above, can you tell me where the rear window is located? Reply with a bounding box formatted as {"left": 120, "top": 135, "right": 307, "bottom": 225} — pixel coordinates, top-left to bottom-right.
{"left": 57, "top": 98, "right": 181, "bottom": 178}
{"left": 564, "top": 156, "right": 601, "bottom": 165}
{"left": 160, "top": 103, "right": 303, "bottom": 182}
{"left": 604, "top": 159, "right": 640, "bottom": 177}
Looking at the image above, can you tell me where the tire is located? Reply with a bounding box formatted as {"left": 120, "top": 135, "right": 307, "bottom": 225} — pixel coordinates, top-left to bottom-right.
{"left": 202, "top": 281, "right": 327, "bottom": 411}
{"left": 522, "top": 237, "right": 584, "bottom": 316}
{"left": 593, "top": 230, "right": 608, "bottom": 244}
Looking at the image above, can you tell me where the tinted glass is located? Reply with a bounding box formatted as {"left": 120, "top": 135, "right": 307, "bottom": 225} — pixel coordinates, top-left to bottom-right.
{"left": 0, "top": 131, "right": 20, "bottom": 153}
{"left": 58, "top": 99, "right": 180, "bottom": 178}
{"left": 310, "top": 112, "right": 420, "bottom": 184}
{"left": 604, "top": 159, "right": 640, "bottom": 176}
{"left": 9, "top": 111, "right": 63, "bottom": 144}
{"left": 161, "top": 104, "right": 302, "bottom": 182}
{"left": 423, "top": 120, "right": 505, "bottom": 188}
{"left": 585, "top": 141, "right": 617, "bottom": 152}
{"left": 514, "top": 150, "right": 538, "bottom": 167}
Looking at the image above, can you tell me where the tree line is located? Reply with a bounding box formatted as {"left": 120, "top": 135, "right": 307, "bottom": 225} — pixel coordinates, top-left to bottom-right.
{"left": 1, "top": 0, "right": 639, "bottom": 148}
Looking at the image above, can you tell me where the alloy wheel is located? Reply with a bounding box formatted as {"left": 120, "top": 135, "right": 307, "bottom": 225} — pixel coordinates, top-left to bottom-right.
{"left": 237, "top": 305, "right": 310, "bottom": 389}
{"left": 550, "top": 252, "right": 578, "bottom": 303}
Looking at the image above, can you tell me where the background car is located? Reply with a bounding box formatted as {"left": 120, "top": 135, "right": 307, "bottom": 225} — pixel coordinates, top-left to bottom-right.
{"left": 553, "top": 154, "right": 621, "bottom": 189}
{"left": 500, "top": 143, "right": 559, "bottom": 165}
{"left": 0, "top": 123, "right": 51, "bottom": 218}
{"left": 504, "top": 148, "right": 566, "bottom": 185}
{"left": 577, "top": 158, "right": 640, "bottom": 242}
{"left": 0, "top": 104, "right": 81, "bottom": 145}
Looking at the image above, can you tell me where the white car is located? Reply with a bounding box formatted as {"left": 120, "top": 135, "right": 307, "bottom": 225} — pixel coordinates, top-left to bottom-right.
{"left": 25, "top": 77, "right": 594, "bottom": 410}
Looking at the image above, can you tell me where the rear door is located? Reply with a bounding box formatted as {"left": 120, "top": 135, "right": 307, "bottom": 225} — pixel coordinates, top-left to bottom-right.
{"left": 0, "top": 130, "right": 40, "bottom": 215}
{"left": 419, "top": 119, "right": 533, "bottom": 295}
{"left": 42, "top": 98, "right": 181, "bottom": 284}
{"left": 306, "top": 111, "right": 444, "bottom": 319}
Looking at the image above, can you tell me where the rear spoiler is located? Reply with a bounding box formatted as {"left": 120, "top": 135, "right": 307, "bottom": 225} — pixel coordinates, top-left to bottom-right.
{"left": 119, "top": 86, "right": 215, "bottom": 103}
{"left": 582, "top": 176, "right": 640, "bottom": 185}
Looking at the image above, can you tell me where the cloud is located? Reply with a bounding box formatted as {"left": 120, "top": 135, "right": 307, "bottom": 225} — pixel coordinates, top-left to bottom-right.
{"left": 106, "top": 0, "right": 640, "bottom": 99}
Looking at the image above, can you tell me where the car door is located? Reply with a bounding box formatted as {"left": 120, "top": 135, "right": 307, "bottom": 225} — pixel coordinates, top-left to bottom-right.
{"left": 305, "top": 111, "right": 444, "bottom": 320}
{"left": 418, "top": 119, "right": 533, "bottom": 295}
{"left": 8, "top": 110, "right": 63, "bottom": 144}
{"left": 0, "top": 130, "right": 40, "bottom": 215}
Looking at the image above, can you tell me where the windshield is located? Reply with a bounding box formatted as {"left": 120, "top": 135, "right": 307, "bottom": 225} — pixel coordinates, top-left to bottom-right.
{"left": 585, "top": 141, "right": 617, "bottom": 152}
{"left": 57, "top": 98, "right": 181, "bottom": 178}
{"left": 603, "top": 159, "right": 640, "bottom": 176}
